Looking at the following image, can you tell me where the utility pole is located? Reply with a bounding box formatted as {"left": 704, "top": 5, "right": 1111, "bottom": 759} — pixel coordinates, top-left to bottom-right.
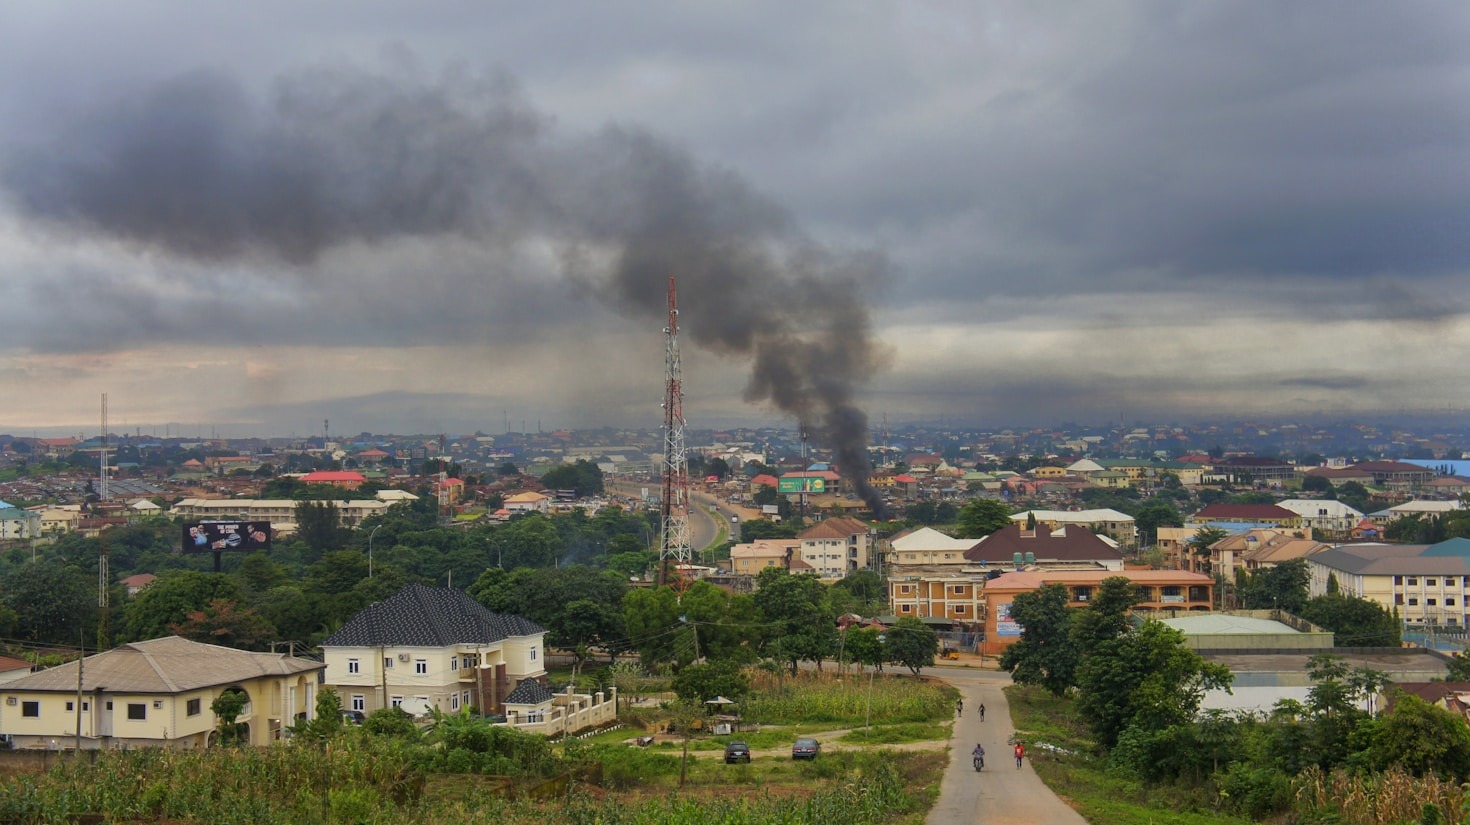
{"left": 75, "top": 635, "right": 84, "bottom": 752}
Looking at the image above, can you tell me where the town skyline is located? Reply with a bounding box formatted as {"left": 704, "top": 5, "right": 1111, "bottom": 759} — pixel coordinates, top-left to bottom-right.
{"left": 2, "top": 3, "right": 1468, "bottom": 436}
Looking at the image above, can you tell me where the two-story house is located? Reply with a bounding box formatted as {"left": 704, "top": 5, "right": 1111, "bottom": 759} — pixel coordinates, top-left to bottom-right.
{"left": 320, "top": 583, "right": 547, "bottom": 719}
{"left": 0, "top": 637, "right": 323, "bottom": 750}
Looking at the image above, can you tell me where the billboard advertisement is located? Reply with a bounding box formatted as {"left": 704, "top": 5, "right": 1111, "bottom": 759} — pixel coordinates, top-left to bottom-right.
{"left": 777, "top": 476, "right": 827, "bottom": 494}
{"left": 995, "top": 602, "right": 1022, "bottom": 637}
{"left": 183, "top": 521, "right": 271, "bottom": 554}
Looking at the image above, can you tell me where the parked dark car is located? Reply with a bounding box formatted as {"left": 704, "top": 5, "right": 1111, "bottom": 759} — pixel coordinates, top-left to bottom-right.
{"left": 724, "top": 741, "right": 752, "bottom": 763}
{"left": 340, "top": 710, "right": 366, "bottom": 725}
{"left": 792, "top": 737, "right": 820, "bottom": 760}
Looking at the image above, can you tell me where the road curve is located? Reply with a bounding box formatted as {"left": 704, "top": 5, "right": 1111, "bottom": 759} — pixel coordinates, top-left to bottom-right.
{"left": 925, "top": 667, "right": 1089, "bottom": 825}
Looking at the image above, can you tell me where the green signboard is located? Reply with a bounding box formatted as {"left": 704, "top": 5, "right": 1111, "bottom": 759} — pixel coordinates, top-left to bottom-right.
{"left": 778, "top": 476, "right": 827, "bottom": 494}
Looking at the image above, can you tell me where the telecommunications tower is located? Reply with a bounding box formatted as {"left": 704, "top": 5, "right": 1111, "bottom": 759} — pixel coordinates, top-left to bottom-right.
{"left": 98, "top": 393, "right": 111, "bottom": 648}
{"left": 658, "top": 276, "right": 692, "bottom": 588}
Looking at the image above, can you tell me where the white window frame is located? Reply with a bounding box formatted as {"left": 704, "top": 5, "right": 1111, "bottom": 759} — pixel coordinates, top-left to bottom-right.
{"left": 347, "top": 658, "right": 360, "bottom": 675}
{"left": 351, "top": 695, "right": 365, "bottom": 712}
{"left": 415, "top": 659, "right": 428, "bottom": 675}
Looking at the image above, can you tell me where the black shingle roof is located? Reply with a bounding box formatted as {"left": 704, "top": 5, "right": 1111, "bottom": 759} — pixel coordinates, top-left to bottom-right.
{"left": 504, "top": 678, "right": 556, "bottom": 705}
{"left": 321, "top": 583, "right": 544, "bottom": 647}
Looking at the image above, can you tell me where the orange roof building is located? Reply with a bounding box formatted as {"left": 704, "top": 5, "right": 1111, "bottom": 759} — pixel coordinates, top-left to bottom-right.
{"left": 981, "top": 569, "right": 1214, "bottom": 656}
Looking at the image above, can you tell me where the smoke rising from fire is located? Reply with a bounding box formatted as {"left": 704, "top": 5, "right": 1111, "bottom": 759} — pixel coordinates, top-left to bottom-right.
{"left": 2, "top": 64, "right": 890, "bottom": 514}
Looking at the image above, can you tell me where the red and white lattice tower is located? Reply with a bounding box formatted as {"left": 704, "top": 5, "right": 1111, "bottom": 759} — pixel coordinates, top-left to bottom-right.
{"left": 658, "top": 276, "right": 692, "bottom": 588}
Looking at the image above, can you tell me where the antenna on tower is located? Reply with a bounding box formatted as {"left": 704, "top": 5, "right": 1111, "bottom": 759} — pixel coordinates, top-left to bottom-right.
{"left": 658, "top": 276, "right": 692, "bottom": 590}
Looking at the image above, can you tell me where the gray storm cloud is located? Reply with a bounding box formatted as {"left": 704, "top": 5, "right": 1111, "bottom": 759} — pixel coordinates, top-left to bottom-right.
{"left": 1, "top": 63, "right": 889, "bottom": 512}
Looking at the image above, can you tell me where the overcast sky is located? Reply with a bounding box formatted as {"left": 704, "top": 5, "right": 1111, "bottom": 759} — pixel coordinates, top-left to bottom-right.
{"left": 1, "top": 1, "right": 1468, "bottom": 439}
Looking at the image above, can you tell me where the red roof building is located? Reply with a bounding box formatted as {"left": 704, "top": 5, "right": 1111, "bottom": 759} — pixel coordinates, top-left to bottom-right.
{"left": 301, "top": 470, "right": 367, "bottom": 490}
{"left": 1193, "top": 503, "right": 1302, "bottom": 528}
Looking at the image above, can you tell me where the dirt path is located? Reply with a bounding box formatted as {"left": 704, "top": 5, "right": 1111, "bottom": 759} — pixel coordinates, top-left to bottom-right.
{"left": 925, "top": 670, "right": 1090, "bottom": 825}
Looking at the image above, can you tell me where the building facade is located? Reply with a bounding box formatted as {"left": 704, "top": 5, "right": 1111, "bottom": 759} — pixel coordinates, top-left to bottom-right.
{"left": 0, "top": 637, "right": 323, "bottom": 750}
{"left": 320, "top": 583, "right": 547, "bottom": 718}
{"left": 980, "top": 570, "right": 1215, "bottom": 656}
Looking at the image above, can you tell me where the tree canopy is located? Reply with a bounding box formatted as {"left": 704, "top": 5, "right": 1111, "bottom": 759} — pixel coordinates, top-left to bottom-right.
{"left": 954, "top": 498, "right": 1014, "bottom": 539}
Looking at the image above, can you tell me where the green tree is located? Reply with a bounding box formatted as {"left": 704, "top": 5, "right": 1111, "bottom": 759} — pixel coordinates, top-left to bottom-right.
{"left": 168, "top": 598, "right": 277, "bottom": 650}
{"left": 1364, "top": 691, "right": 1470, "bottom": 779}
{"left": 621, "top": 586, "right": 682, "bottom": 668}
{"left": 886, "top": 616, "right": 939, "bottom": 675}
{"left": 707, "top": 458, "right": 731, "bottom": 481}
{"left": 1187, "top": 526, "right": 1229, "bottom": 557}
{"left": 671, "top": 660, "right": 749, "bottom": 703}
{"left": 2, "top": 559, "right": 97, "bottom": 644}
{"left": 1336, "top": 481, "right": 1372, "bottom": 514}
{"left": 292, "top": 688, "right": 345, "bottom": 741}
{"left": 361, "top": 706, "right": 419, "bottom": 739}
{"left": 211, "top": 689, "right": 249, "bottom": 746}
{"left": 954, "top": 498, "right": 1013, "bottom": 539}
{"left": 295, "top": 500, "right": 348, "bottom": 559}
{"left": 1072, "top": 576, "right": 1144, "bottom": 655}
{"left": 123, "top": 571, "right": 240, "bottom": 642}
{"left": 1446, "top": 649, "right": 1470, "bottom": 681}
{"left": 235, "top": 551, "right": 289, "bottom": 594}
{"left": 1133, "top": 502, "right": 1184, "bottom": 548}
{"left": 1075, "top": 620, "right": 1232, "bottom": 748}
{"left": 1238, "top": 559, "right": 1309, "bottom": 613}
{"left": 828, "top": 569, "right": 885, "bottom": 616}
{"left": 843, "top": 626, "right": 885, "bottom": 671}
{"left": 539, "top": 459, "right": 604, "bottom": 498}
{"left": 904, "top": 500, "right": 938, "bottom": 525}
{"left": 737, "top": 518, "right": 798, "bottom": 541}
{"left": 679, "top": 581, "right": 762, "bottom": 665}
{"left": 1300, "top": 593, "right": 1401, "bottom": 647}
{"left": 753, "top": 568, "right": 836, "bottom": 673}
{"left": 999, "top": 584, "right": 1078, "bottom": 696}
{"left": 1300, "top": 475, "right": 1334, "bottom": 495}
{"left": 490, "top": 514, "right": 562, "bottom": 569}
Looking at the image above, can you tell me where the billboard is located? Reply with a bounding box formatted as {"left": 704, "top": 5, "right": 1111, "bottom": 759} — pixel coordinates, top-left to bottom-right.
{"left": 995, "top": 602, "right": 1022, "bottom": 637}
{"left": 777, "top": 476, "right": 827, "bottom": 494}
{"left": 183, "top": 521, "right": 271, "bottom": 554}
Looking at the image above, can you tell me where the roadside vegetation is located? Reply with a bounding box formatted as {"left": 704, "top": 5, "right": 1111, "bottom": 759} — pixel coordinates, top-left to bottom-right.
{"left": 0, "top": 669, "right": 949, "bottom": 825}
{"left": 1002, "top": 574, "right": 1470, "bottom": 825}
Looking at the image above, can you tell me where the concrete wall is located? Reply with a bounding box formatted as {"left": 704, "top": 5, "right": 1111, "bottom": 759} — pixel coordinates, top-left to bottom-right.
{"left": 503, "top": 689, "right": 617, "bottom": 737}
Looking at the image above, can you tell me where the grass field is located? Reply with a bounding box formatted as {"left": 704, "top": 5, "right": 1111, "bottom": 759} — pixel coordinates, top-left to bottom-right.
{"left": 0, "top": 670, "right": 953, "bottom": 824}
{"left": 1006, "top": 684, "right": 1259, "bottom": 825}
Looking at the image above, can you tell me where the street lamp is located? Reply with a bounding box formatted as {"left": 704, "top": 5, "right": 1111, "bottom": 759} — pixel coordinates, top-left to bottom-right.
{"left": 368, "top": 524, "right": 382, "bottom": 579}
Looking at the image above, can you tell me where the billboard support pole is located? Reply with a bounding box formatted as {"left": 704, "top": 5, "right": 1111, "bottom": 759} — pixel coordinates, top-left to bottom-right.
{"left": 214, "top": 550, "right": 222, "bottom": 574}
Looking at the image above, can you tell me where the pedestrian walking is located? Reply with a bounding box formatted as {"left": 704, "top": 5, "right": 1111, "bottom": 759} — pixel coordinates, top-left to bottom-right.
{"left": 1014, "top": 742, "right": 1025, "bottom": 769}
{"left": 978, "top": 703, "right": 986, "bottom": 722}
{"left": 955, "top": 698, "right": 963, "bottom": 717}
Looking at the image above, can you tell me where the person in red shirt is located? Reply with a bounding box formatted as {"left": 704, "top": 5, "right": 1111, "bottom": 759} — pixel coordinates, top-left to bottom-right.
{"left": 1014, "top": 742, "right": 1025, "bottom": 768}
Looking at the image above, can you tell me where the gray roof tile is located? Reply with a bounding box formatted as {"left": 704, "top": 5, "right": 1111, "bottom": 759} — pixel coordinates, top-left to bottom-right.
{"left": 321, "top": 583, "right": 544, "bottom": 647}
{"left": 504, "top": 678, "right": 555, "bottom": 705}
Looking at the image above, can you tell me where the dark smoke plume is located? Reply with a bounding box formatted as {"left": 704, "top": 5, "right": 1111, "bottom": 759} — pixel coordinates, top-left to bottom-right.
{"left": 1, "top": 64, "right": 890, "bottom": 515}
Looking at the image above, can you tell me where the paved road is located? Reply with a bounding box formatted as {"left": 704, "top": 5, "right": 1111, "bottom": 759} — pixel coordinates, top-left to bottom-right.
{"left": 926, "top": 667, "right": 1089, "bottom": 825}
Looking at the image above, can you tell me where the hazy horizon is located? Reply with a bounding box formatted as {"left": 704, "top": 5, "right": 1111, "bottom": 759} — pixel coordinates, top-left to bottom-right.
{"left": 3, "top": 3, "right": 1468, "bottom": 444}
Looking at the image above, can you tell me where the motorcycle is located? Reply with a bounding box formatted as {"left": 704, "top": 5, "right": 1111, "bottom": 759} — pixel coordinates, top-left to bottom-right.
{"left": 973, "top": 754, "right": 985, "bottom": 771}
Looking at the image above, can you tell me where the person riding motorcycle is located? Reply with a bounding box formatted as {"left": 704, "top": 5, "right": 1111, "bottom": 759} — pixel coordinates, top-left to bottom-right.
{"left": 971, "top": 743, "right": 985, "bottom": 770}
